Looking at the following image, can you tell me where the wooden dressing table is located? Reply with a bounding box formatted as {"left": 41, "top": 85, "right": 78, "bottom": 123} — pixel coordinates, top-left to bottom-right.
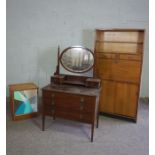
{"left": 42, "top": 46, "right": 101, "bottom": 142}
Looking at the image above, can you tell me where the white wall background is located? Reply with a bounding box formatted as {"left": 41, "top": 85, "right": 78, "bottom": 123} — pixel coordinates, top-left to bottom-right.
{"left": 6, "top": 0, "right": 149, "bottom": 97}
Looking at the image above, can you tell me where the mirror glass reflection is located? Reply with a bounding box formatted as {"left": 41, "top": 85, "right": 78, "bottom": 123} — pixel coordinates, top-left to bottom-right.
{"left": 60, "top": 46, "right": 94, "bottom": 73}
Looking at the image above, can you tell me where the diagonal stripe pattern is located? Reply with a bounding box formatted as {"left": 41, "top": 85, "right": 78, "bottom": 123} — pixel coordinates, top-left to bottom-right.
{"left": 14, "top": 90, "right": 37, "bottom": 115}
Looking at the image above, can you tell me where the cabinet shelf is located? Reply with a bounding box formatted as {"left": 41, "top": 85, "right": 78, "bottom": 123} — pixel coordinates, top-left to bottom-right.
{"left": 95, "top": 41, "right": 143, "bottom": 54}
{"left": 95, "top": 50, "right": 142, "bottom": 54}
{"left": 96, "top": 51, "right": 142, "bottom": 55}
{"left": 95, "top": 40, "right": 143, "bottom": 44}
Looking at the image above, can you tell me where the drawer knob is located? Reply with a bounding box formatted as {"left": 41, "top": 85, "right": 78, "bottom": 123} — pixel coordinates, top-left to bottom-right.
{"left": 80, "top": 97, "right": 84, "bottom": 110}
{"left": 80, "top": 97, "right": 84, "bottom": 102}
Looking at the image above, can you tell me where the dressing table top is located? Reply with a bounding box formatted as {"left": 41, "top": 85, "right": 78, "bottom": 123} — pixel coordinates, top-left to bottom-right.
{"left": 43, "top": 82, "right": 101, "bottom": 97}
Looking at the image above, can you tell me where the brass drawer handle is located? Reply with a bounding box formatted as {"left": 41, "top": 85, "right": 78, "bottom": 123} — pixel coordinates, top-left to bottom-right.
{"left": 80, "top": 97, "right": 84, "bottom": 110}
{"left": 80, "top": 97, "right": 84, "bottom": 102}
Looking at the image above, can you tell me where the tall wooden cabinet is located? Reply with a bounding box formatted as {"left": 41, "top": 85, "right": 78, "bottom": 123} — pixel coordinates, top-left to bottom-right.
{"left": 94, "top": 29, "right": 145, "bottom": 121}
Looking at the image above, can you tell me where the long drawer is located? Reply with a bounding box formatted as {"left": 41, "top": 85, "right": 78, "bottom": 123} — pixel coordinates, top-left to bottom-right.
{"left": 42, "top": 92, "right": 95, "bottom": 113}
{"left": 55, "top": 111, "right": 93, "bottom": 123}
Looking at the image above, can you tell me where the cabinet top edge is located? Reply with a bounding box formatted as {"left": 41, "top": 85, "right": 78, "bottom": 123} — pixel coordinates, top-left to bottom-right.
{"left": 95, "top": 29, "right": 145, "bottom": 32}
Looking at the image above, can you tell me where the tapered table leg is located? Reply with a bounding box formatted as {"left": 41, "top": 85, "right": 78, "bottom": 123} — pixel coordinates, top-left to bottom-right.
{"left": 53, "top": 110, "right": 56, "bottom": 120}
{"left": 91, "top": 123, "right": 94, "bottom": 142}
{"left": 96, "top": 98, "right": 100, "bottom": 128}
{"left": 96, "top": 111, "right": 99, "bottom": 128}
{"left": 42, "top": 115, "right": 45, "bottom": 131}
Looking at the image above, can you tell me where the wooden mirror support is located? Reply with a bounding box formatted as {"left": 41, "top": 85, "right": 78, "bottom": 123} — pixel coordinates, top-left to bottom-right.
{"left": 52, "top": 46, "right": 101, "bottom": 88}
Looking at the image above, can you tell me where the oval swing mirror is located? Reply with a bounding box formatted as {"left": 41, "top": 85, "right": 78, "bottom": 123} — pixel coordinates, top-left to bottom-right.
{"left": 60, "top": 46, "right": 94, "bottom": 73}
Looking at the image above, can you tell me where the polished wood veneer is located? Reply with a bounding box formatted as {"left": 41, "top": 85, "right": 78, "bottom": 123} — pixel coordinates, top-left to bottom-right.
{"left": 94, "top": 29, "right": 145, "bottom": 121}
{"left": 42, "top": 83, "right": 101, "bottom": 142}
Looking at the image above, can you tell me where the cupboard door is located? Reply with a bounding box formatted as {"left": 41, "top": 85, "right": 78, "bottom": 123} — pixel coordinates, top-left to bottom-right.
{"left": 114, "top": 82, "right": 138, "bottom": 117}
{"left": 99, "top": 80, "right": 115, "bottom": 113}
{"left": 96, "top": 58, "right": 141, "bottom": 83}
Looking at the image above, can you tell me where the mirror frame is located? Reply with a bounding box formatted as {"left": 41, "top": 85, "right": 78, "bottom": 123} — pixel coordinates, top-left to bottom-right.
{"left": 59, "top": 46, "right": 94, "bottom": 73}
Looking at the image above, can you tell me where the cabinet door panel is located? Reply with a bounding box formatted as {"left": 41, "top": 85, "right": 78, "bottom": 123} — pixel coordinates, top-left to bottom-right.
{"left": 97, "top": 58, "right": 141, "bottom": 83}
{"left": 114, "top": 83, "right": 138, "bottom": 117}
{"left": 99, "top": 80, "right": 115, "bottom": 113}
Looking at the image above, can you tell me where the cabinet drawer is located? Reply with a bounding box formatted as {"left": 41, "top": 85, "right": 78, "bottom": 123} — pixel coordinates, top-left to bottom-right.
{"left": 56, "top": 106, "right": 93, "bottom": 114}
{"left": 42, "top": 92, "right": 96, "bottom": 113}
{"left": 55, "top": 94, "right": 95, "bottom": 113}
{"left": 42, "top": 90, "right": 57, "bottom": 98}
{"left": 97, "top": 59, "right": 141, "bottom": 83}
{"left": 55, "top": 111, "right": 92, "bottom": 123}
{"left": 43, "top": 98, "right": 53, "bottom": 105}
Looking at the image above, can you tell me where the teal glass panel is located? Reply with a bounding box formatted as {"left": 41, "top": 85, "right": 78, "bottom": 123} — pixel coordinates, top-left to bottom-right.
{"left": 14, "top": 89, "right": 37, "bottom": 116}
